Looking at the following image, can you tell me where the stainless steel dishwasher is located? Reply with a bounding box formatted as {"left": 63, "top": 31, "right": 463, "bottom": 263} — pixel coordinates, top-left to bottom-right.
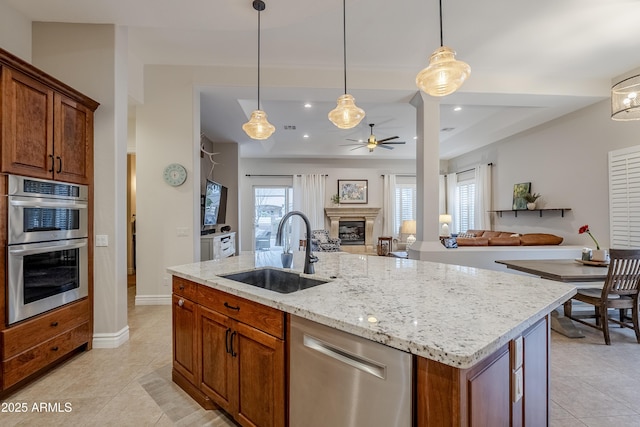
{"left": 289, "top": 315, "right": 412, "bottom": 427}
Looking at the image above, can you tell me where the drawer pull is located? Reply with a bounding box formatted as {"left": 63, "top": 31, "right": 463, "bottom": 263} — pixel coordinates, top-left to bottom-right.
{"left": 51, "top": 321, "right": 59, "bottom": 327}
{"left": 178, "top": 299, "right": 184, "bottom": 307}
{"left": 51, "top": 346, "right": 59, "bottom": 352}
{"left": 179, "top": 284, "right": 185, "bottom": 290}
{"left": 224, "top": 302, "right": 240, "bottom": 311}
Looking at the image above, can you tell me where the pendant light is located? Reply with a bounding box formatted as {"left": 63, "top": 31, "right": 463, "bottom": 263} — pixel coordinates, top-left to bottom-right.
{"left": 328, "top": 0, "right": 365, "bottom": 129}
{"left": 611, "top": 74, "right": 640, "bottom": 121}
{"left": 416, "top": 0, "right": 470, "bottom": 97}
{"left": 243, "top": 0, "right": 275, "bottom": 140}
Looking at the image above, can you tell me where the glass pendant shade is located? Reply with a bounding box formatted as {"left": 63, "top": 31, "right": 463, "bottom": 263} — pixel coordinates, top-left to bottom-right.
{"left": 328, "top": 94, "right": 365, "bottom": 129}
{"left": 242, "top": 109, "right": 275, "bottom": 140}
{"left": 611, "top": 74, "right": 640, "bottom": 121}
{"left": 416, "top": 46, "right": 471, "bottom": 97}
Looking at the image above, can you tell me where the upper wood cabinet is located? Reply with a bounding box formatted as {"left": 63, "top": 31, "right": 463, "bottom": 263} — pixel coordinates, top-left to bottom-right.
{"left": 0, "top": 48, "right": 98, "bottom": 185}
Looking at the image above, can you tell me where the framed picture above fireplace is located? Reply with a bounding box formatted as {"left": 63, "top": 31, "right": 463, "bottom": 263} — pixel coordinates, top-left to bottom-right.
{"left": 338, "top": 180, "right": 368, "bottom": 204}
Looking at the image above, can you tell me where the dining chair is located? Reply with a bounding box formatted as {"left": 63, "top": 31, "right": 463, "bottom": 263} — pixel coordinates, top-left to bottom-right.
{"left": 563, "top": 248, "right": 640, "bottom": 345}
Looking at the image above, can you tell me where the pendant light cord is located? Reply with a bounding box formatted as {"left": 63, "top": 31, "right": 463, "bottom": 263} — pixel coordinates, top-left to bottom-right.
{"left": 257, "top": 8, "right": 261, "bottom": 109}
{"left": 342, "top": 0, "right": 347, "bottom": 95}
{"left": 439, "top": 0, "right": 443, "bottom": 47}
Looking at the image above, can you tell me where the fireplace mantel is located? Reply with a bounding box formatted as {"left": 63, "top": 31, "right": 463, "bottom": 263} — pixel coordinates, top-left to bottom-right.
{"left": 325, "top": 207, "right": 381, "bottom": 253}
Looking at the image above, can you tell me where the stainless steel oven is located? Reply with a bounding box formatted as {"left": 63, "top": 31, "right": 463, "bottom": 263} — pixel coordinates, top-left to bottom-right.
{"left": 6, "top": 175, "right": 89, "bottom": 325}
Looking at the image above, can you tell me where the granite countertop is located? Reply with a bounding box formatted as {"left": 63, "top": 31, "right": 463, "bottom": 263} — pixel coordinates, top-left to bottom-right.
{"left": 167, "top": 251, "right": 576, "bottom": 369}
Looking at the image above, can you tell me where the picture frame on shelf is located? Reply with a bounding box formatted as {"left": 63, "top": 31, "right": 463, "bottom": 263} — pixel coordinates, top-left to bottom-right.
{"left": 512, "top": 182, "right": 531, "bottom": 210}
{"left": 338, "top": 179, "right": 368, "bottom": 204}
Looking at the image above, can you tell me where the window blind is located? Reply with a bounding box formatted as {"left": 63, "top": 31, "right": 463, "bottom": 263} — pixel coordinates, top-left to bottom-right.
{"left": 609, "top": 145, "right": 640, "bottom": 248}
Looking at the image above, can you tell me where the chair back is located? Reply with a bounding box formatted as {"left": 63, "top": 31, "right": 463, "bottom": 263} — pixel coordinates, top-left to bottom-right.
{"left": 604, "top": 249, "right": 640, "bottom": 297}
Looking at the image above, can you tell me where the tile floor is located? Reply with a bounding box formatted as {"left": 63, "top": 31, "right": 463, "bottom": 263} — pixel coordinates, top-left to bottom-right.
{"left": 1, "top": 285, "right": 639, "bottom": 426}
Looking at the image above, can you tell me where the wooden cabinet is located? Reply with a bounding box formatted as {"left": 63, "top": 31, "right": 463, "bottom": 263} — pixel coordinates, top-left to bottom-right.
{"left": 416, "top": 316, "right": 549, "bottom": 426}
{"left": 172, "top": 294, "right": 198, "bottom": 385}
{"left": 172, "top": 277, "right": 286, "bottom": 427}
{"left": 0, "top": 49, "right": 97, "bottom": 185}
{"left": 0, "top": 299, "right": 91, "bottom": 389}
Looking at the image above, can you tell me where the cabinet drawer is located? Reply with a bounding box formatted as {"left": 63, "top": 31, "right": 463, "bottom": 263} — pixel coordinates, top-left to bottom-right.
{"left": 2, "top": 299, "right": 90, "bottom": 359}
{"left": 198, "top": 286, "right": 284, "bottom": 339}
{"left": 3, "top": 322, "right": 91, "bottom": 389}
{"left": 173, "top": 276, "right": 198, "bottom": 300}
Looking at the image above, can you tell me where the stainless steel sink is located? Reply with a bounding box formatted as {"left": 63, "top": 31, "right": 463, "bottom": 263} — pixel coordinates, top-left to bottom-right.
{"left": 220, "top": 268, "right": 329, "bottom": 294}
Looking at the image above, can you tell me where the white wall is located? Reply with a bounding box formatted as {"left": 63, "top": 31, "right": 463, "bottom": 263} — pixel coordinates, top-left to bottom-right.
{"left": 447, "top": 99, "right": 640, "bottom": 248}
{"left": 0, "top": 1, "right": 31, "bottom": 60}
{"left": 32, "top": 23, "right": 129, "bottom": 346}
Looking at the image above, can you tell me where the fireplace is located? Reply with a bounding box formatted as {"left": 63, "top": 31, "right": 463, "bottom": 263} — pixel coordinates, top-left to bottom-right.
{"left": 324, "top": 207, "right": 381, "bottom": 253}
{"left": 338, "top": 221, "right": 365, "bottom": 245}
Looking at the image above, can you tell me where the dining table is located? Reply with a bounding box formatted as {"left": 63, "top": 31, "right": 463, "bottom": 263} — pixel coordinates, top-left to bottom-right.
{"left": 495, "top": 258, "right": 609, "bottom": 338}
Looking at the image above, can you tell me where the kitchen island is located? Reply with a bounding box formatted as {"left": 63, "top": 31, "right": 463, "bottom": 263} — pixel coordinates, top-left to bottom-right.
{"left": 168, "top": 251, "right": 575, "bottom": 426}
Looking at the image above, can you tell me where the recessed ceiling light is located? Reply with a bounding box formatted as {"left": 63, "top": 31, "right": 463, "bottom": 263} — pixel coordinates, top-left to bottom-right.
{"left": 303, "top": 134, "right": 309, "bottom": 138}
{"left": 304, "top": 103, "right": 312, "bottom": 108}
{"left": 453, "top": 106, "right": 462, "bottom": 112}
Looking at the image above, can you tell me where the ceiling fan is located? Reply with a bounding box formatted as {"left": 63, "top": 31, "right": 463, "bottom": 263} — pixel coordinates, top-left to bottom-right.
{"left": 342, "top": 123, "right": 406, "bottom": 152}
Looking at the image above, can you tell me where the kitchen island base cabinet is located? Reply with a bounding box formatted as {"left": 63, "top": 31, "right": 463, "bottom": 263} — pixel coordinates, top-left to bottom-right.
{"left": 416, "top": 316, "right": 549, "bottom": 426}
{"left": 172, "top": 277, "right": 286, "bottom": 427}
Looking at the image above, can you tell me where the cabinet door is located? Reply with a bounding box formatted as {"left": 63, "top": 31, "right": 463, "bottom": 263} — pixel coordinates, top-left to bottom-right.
{"left": 1, "top": 66, "right": 54, "bottom": 179}
{"left": 234, "top": 321, "right": 285, "bottom": 427}
{"left": 199, "top": 305, "right": 234, "bottom": 413}
{"left": 54, "top": 93, "right": 93, "bottom": 184}
{"left": 172, "top": 295, "right": 198, "bottom": 385}
{"left": 468, "top": 345, "right": 511, "bottom": 427}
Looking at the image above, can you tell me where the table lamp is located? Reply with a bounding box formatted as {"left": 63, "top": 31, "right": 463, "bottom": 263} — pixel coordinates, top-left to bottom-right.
{"left": 439, "top": 214, "right": 452, "bottom": 237}
{"left": 401, "top": 220, "right": 417, "bottom": 247}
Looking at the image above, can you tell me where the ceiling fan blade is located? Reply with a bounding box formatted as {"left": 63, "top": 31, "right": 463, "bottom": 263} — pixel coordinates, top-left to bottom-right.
{"left": 341, "top": 143, "right": 365, "bottom": 147}
{"left": 381, "top": 141, "right": 406, "bottom": 145}
{"left": 377, "top": 144, "right": 394, "bottom": 150}
{"left": 346, "top": 138, "right": 363, "bottom": 142}
{"left": 377, "top": 136, "right": 399, "bottom": 143}
{"left": 350, "top": 146, "right": 366, "bottom": 151}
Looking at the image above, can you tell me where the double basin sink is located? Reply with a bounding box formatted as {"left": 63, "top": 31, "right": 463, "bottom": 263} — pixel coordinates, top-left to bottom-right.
{"left": 221, "top": 268, "right": 329, "bottom": 294}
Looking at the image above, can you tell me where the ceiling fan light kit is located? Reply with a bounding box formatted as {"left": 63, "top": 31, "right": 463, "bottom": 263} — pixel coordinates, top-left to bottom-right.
{"left": 243, "top": 0, "right": 275, "bottom": 140}
{"left": 328, "top": 0, "right": 365, "bottom": 129}
{"left": 611, "top": 73, "right": 640, "bottom": 121}
{"left": 416, "top": 0, "right": 470, "bottom": 97}
{"left": 343, "top": 123, "right": 406, "bottom": 152}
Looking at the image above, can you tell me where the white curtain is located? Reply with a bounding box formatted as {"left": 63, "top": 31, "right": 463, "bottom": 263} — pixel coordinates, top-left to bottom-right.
{"left": 292, "top": 174, "right": 326, "bottom": 247}
{"left": 445, "top": 173, "right": 458, "bottom": 233}
{"left": 474, "top": 164, "right": 492, "bottom": 230}
{"left": 439, "top": 175, "right": 446, "bottom": 214}
{"left": 382, "top": 174, "right": 397, "bottom": 236}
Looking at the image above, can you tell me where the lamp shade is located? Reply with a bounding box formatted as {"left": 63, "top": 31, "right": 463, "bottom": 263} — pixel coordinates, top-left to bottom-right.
{"left": 416, "top": 46, "right": 470, "bottom": 97}
{"left": 612, "top": 74, "right": 640, "bottom": 121}
{"left": 401, "top": 220, "right": 417, "bottom": 234}
{"left": 242, "top": 109, "right": 275, "bottom": 140}
{"left": 328, "top": 94, "right": 365, "bottom": 129}
{"left": 439, "top": 214, "right": 452, "bottom": 224}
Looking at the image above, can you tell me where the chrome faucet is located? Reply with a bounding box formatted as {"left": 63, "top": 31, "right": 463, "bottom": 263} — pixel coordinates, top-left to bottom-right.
{"left": 276, "top": 211, "right": 318, "bottom": 274}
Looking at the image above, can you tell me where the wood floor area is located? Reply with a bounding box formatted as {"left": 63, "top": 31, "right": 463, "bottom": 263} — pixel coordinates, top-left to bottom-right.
{"left": 1, "top": 289, "right": 640, "bottom": 426}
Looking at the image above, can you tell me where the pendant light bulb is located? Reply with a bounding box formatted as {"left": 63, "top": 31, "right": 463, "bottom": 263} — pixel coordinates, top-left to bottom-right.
{"left": 243, "top": 0, "right": 275, "bottom": 140}
{"left": 416, "top": 46, "right": 470, "bottom": 97}
{"left": 416, "top": 0, "right": 470, "bottom": 97}
{"left": 328, "top": 94, "right": 365, "bottom": 129}
{"left": 329, "top": 0, "right": 365, "bottom": 129}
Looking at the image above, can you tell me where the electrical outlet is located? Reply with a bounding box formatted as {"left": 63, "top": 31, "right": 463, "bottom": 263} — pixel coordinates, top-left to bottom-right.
{"left": 95, "top": 235, "right": 108, "bottom": 247}
{"left": 177, "top": 227, "right": 189, "bottom": 237}
{"left": 164, "top": 276, "right": 170, "bottom": 287}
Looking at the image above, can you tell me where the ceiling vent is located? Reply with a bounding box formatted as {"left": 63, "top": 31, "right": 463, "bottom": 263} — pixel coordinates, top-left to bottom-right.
{"left": 283, "top": 125, "right": 297, "bottom": 130}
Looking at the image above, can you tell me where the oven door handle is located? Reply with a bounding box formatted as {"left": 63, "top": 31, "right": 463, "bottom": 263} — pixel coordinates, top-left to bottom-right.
{"left": 9, "top": 240, "right": 87, "bottom": 256}
{"left": 9, "top": 199, "right": 88, "bottom": 210}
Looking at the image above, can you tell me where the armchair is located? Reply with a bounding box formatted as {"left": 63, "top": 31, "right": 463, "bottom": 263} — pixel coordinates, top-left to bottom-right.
{"left": 310, "top": 230, "right": 341, "bottom": 252}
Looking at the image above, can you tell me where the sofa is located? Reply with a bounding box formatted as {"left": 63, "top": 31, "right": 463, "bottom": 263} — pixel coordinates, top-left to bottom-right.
{"left": 455, "top": 229, "right": 564, "bottom": 247}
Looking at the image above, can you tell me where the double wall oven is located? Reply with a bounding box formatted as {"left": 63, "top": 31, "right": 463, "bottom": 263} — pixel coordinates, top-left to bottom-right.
{"left": 6, "top": 174, "right": 88, "bottom": 325}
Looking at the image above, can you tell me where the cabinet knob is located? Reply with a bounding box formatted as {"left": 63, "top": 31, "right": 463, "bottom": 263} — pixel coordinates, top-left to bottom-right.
{"left": 51, "top": 346, "right": 59, "bottom": 352}
{"left": 178, "top": 299, "right": 184, "bottom": 307}
{"left": 50, "top": 321, "right": 59, "bottom": 327}
{"left": 179, "top": 285, "right": 185, "bottom": 290}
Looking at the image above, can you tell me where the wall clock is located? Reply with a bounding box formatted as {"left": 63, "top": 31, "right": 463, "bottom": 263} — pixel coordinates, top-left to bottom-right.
{"left": 163, "top": 163, "right": 187, "bottom": 186}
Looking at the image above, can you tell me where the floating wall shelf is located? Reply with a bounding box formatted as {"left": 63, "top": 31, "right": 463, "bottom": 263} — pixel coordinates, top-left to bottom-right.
{"left": 489, "top": 208, "right": 572, "bottom": 218}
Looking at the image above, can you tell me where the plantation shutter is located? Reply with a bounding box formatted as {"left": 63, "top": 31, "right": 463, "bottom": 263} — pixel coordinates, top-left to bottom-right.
{"left": 609, "top": 145, "right": 640, "bottom": 248}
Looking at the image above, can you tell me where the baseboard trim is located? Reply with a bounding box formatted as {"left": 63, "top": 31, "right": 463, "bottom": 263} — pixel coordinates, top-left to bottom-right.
{"left": 135, "top": 294, "right": 172, "bottom": 305}
{"left": 93, "top": 326, "right": 130, "bottom": 348}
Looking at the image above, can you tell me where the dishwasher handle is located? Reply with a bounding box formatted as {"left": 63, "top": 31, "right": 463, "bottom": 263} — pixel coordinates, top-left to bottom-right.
{"left": 303, "top": 334, "right": 386, "bottom": 379}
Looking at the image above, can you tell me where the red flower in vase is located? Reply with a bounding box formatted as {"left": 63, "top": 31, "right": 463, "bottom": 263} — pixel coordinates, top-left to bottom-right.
{"left": 578, "top": 225, "right": 600, "bottom": 250}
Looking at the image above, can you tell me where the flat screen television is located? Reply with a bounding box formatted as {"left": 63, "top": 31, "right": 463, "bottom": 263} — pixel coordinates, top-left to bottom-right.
{"left": 203, "top": 179, "right": 228, "bottom": 227}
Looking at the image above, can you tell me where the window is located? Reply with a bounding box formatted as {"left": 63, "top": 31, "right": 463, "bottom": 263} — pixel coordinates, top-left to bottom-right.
{"left": 253, "top": 186, "right": 293, "bottom": 250}
{"left": 455, "top": 173, "right": 475, "bottom": 234}
{"left": 394, "top": 181, "right": 416, "bottom": 235}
